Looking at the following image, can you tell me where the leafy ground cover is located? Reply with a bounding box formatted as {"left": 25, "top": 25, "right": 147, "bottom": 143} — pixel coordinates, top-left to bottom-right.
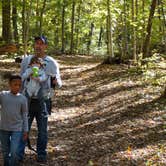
{"left": 0, "top": 55, "right": 165, "bottom": 166}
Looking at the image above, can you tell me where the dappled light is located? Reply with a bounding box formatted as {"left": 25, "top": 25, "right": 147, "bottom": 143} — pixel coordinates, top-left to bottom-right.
{"left": 0, "top": 55, "right": 165, "bottom": 165}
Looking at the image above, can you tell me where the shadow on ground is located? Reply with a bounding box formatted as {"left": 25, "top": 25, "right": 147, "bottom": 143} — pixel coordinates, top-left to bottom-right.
{"left": 0, "top": 55, "right": 165, "bottom": 166}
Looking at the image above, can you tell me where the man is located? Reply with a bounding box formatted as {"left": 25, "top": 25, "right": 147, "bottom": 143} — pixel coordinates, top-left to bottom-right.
{"left": 18, "top": 36, "right": 62, "bottom": 163}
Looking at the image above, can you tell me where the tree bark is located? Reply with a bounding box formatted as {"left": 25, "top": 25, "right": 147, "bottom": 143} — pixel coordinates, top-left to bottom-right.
{"left": 141, "top": 0, "right": 145, "bottom": 53}
{"left": 70, "top": 0, "right": 76, "bottom": 55}
{"left": 103, "top": 0, "right": 115, "bottom": 64}
{"left": 98, "top": 26, "right": 103, "bottom": 48}
{"left": 39, "top": 0, "right": 47, "bottom": 35}
{"left": 106, "top": 0, "right": 114, "bottom": 61}
{"left": 2, "top": 0, "right": 12, "bottom": 44}
{"left": 75, "top": 0, "right": 82, "bottom": 53}
{"left": 142, "top": 0, "right": 157, "bottom": 58}
{"left": 160, "top": 0, "right": 166, "bottom": 44}
{"left": 12, "top": 0, "right": 19, "bottom": 43}
{"left": 22, "top": 0, "right": 32, "bottom": 55}
{"left": 61, "top": 0, "right": 66, "bottom": 54}
{"left": 122, "top": 0, "right": 128, "bottom": 58}
{"left": 87, "top": 23, "right": 94, "bottom": 55}
{"left": 35, "top": 0, "right": 40, "bottom": 33}
{"left": 132, "top": 0, "right": 137, "bottom": 61}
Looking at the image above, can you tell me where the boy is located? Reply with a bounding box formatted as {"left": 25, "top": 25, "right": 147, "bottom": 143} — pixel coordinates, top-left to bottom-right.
{"left": 22, "top": 56, "right": 48, "bottom": 117}
{"left": 0, "top": 74, "right": 28, "bottom": 166}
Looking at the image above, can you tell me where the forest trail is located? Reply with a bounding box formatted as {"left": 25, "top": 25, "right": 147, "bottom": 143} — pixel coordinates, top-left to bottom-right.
{"left": 0, "top": 55, "right": 165, "bottom": 166}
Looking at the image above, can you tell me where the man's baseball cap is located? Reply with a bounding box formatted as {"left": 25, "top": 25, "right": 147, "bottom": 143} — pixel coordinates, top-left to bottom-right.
{"left": 34, "top": 35, "right": 47, "bottom": 44}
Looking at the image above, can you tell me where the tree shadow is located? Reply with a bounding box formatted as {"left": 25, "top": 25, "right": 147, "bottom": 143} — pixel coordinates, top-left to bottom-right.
{"left": 46, "top": 96, "right": 165, "bottom": 165}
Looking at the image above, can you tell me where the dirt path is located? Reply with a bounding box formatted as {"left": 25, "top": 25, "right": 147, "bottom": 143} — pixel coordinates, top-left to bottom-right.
{"left": 0, "top": 55, "right": 165, "bottom": 166}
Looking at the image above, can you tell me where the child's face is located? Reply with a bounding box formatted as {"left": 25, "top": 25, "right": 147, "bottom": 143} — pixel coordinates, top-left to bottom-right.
{"left": 9, "top": 79, "right": 22, "bottom": 95}
{"left": 31, "top": 62, "right": 41, "bottom": 68}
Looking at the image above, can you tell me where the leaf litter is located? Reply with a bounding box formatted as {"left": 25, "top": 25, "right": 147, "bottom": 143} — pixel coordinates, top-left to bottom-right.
{"left": 0, "top": 55, "right": 165, "bottom": 166}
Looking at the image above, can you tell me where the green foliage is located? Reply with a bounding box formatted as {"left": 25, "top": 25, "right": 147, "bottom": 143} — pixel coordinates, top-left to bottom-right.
{"left": 0, "top": 0, "right": 165, "bottom": 56}
{"left": 140, "top": 54, "right": 166, "bottom": 86}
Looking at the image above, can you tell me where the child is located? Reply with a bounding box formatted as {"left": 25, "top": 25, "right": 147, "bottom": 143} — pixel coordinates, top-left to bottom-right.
{"left": 0, "top": 74, "right": 28, "bottom": 166}
{"left": 22, "top": 56, "right": 48, "bottom": 117}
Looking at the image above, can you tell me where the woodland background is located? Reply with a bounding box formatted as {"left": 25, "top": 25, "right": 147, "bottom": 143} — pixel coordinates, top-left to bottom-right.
{"left": 0, "top": 0, "right": 166, "bottom": 166}
{"left": 0, "top": 0, "right": 165, "bottom": 58}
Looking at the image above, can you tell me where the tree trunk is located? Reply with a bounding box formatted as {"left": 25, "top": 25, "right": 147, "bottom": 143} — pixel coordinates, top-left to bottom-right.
{"left": 12, "top": 0, "right": 19, "bottom": 43}
{"left": 35, "top": 0, "right": 40, "bottom": 33}
{"left": 54, "top": 17, "right": 60, "bottom": 51}
{"left": 98, "top": 26, "right": 103, "bottom": 49}
{"left": 87, "top": 23, "right": 94, "bottom": 55}
{"left": 132, "top": 0, "right": 137, "bottom": 62}
{"left": 39, "top": 0, "right": 47, "bottom": 35}
{"left": 141, "top": 0, "right": 145, "bottom": 53}
{"left": 161, "top": 86, "right": 166, "bottom": 98}
{"left": 142, "top": 0, "right": 157, "bottom": 58}
{"left": 160, "top": 0, "right": 166, "bottom": 44}
{"left": 75, "top": 0, "right": 82, "bottom": 53}
{"left": 2, "top": 0, "right": 12, "bottom": 44}
{"left": 22, "top": 0, "right": 26, "bottom": 49}
{"left": 61, "top": 0, "right": 66, "bottom": 54}
{"left": 106, "top": 0, "right": 114, "bottom": 59}
{"left": 22, "top": 0, "right": 32, "bottom": 55}
{"left": 70, "top": 0, "right": 76, "bottom": 55}
{"left": 164, "top": 87, "right": 166, "bottom": 97}
{"left": 122, "top": 0, "right": 128, "bottom": 58}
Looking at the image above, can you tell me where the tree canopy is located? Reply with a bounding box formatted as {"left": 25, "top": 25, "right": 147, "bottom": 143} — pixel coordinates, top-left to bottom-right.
{"left": 0, "top": 0, "right": 165, "bottom": 59}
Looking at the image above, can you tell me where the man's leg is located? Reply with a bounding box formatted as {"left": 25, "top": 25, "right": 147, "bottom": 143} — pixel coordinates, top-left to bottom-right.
{"left": 38, "top": 88, "right": 48, "bottom": 117}
{"left": 0, "top": 130, "right": 11, "bottom": 166}
{"left": 35, "top": 102, "right": 48, "bottom": 162}
{"left": 45, "top": 98, "right": 52, "bottom": 115}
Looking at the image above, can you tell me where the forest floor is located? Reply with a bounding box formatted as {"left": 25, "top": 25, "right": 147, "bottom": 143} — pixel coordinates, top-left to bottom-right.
{"left": 0, "top": 55, "right": 166, "bottom": 166}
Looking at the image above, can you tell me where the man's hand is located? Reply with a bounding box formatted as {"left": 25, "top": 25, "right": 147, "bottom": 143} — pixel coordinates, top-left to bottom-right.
{"left": 23, "top": 132, "right": 28, "bottom": 141}
{"left": 52, "top": 78, "right": 57, "bottom": 85}
{"left": 31, "top": 76, "right": 40, "bottom": 81}
{"left": 51, "top": 77, "right": 57, "bottom": 88}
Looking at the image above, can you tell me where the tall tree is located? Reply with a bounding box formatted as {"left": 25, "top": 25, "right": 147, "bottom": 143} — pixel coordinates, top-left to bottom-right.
{"left": 75, "top": 0, "right": 82, "bottom": 53}
{"left": 61, "top": 0, "right": 66, "bottom": 53}
{"left": 87, "top": 22, "right": 94, "bottom": 55}
{"left": 122, "top": 0, "right": 128, "bottom": 58}
{"left": 141, "top": 0, "right": 146, "bottom": 53}
{"left": 98, "top": 26, "right": 103, "bottom": 49}
{"left": 2, "top": 0, "right": 12, "bottom": 44}
{"left": 106, "top": 0, "right": 114, "bottom": 58}
{"left": 142, "top": 0, "right": 157, "bottom": 58}
{"left": 70, "top": 0, "right": 76, "bottom": 54}
{"left": 35, "top": 0, "right": 40, "bottom": 32}
{"left": 22, "top": 0, "right": 32, "bottom": 55}
{"left": 12, "top": 0, "right": 19, "bottom": 43}
{"left": 159, "top": 0, "right": 166, "bottom": 44}
{"left": 131, "top": 0, "right": 137, "bottom": 61}
{"left": 39, "top": 0, "right": 47, "bottom": 35}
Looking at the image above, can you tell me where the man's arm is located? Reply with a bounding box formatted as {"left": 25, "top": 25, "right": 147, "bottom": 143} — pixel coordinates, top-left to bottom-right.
{"left": 51, "top": 59, "right": 62, "bottom": 88}
{"left": 45, "top": 56, "right": 62, "bottom": 88}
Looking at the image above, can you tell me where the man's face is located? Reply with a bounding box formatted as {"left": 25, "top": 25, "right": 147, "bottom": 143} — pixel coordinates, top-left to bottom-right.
{"left": 34, "top": 39, "right": 47, "bottom": 57}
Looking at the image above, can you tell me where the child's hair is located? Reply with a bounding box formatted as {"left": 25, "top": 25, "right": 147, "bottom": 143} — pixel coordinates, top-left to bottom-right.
{"left": 30, "top": 56, "right": 42, "bottom": 66}
{"left": 9, "top": 74, "right": 21, "bottom": 83}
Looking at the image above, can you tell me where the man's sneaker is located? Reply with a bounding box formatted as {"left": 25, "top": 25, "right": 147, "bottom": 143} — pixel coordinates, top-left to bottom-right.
{"left": 37, "top": 157, "right": 47, "bottom": 163}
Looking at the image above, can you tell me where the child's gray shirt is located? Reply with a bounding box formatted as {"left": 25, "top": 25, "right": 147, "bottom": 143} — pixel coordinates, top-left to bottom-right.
{"left": 0, "top": 91, "right": 28, "bottom": 132}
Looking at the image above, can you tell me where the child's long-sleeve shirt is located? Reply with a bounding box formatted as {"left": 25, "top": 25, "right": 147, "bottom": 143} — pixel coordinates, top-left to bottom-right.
{"left": 0, "top": 91, "right": 28, "bottom": 132}
{"left": 22, "top": 67, "right": 47, "bottom": 97}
